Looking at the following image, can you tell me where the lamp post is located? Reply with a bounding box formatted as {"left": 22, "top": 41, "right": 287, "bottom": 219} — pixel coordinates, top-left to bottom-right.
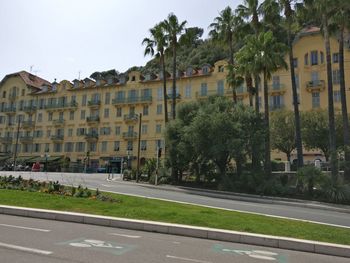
{"left": 136, "top": 113, "right": 142, "bottom": 182}
{"left": 126, "top": 149, "right": 131, "bottom": 169}
{"left": 41, "top": 147, "right": 50, "bottom": 175}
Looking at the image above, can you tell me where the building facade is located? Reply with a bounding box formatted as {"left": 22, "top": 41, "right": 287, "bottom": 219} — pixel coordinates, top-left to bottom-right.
{"left": 0, "top": 27, "right": 349, "bottom": 169}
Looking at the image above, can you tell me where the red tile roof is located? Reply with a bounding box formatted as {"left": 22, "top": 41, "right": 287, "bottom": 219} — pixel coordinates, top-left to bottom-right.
{"left": 0, "top": 70, "right": 51, "bottom": 89}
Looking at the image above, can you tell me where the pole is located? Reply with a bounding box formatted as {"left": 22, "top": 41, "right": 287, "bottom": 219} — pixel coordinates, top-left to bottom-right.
{"left": 13, "top": 118, "right": 21, "bottom": 171}
{"left": 156, "top": 146, "right": 159, "bottom": 185}
{"left": 136, "top": 113, "right": 142, "bottom": 182}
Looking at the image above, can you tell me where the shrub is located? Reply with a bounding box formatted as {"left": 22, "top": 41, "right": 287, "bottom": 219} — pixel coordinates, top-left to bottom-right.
{"left": 297, "top": 165, "right": 323, "bottom": 197}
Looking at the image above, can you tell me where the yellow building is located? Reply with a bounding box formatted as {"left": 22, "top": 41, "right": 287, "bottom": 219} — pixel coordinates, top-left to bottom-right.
{"left": 0, "top": 26, "right": 349, "bottom": 169}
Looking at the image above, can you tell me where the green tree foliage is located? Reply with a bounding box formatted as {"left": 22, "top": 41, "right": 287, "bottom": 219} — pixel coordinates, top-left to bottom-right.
{"left": 270, "top": 109, "right": 296, "bottom": 162}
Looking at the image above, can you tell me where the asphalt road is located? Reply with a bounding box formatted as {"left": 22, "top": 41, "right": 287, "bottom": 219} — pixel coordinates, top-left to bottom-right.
{"left": 2, "top": 171, "right": 350, "bottom": 228}
{"left": 0, "top": 214, "right": 348, "bottom": 263}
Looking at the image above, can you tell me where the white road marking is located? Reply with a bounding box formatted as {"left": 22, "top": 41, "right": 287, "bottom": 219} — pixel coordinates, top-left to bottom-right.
{"left": 0, "top": 223, "right": 50, "bottom": 232}
{"left": 249, "top": 254, "right": 276, "bottom": 261}
{"left": 166, "top": 255, "right": 212, "bottom": 263}
{"left": 101, "top": 184, "right": 113, "bottom": 187}
{"left": 109, "top": 233, "right": 141, "bottom": 238}
{"left": 0, "top": 242, "right": 53, "bottom": 255}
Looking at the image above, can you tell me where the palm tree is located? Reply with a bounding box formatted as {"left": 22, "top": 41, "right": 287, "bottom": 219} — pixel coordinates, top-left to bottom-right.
{"left": 209, "top": 6, "right": 242, "bottom": 103}
{"left": 162, "top": 13, "right": 187, "bottom": 120}
{"left": 226, "top": 64, "right": 244, "bottom": 103}
{"left": 330, "top": 0, "right": 350, "bottom": 181}
{"left": 304, "top": 0, "right": 338, "bottom": 183}
{"left": 238, "top": 32, "right": 288, "bottom": 176}
{"left": 279, "top": 0, "right": 304, "bottom": 168}
{"left": 142, "top": 23, "right": 169, "bottom": 123}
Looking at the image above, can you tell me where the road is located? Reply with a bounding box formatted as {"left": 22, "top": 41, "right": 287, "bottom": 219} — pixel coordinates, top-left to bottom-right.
{"left": 0, "top": 214, "right": 348, "bottom": 263}
{"left": 1, "top": 171, "right": 350, "bottom": 227}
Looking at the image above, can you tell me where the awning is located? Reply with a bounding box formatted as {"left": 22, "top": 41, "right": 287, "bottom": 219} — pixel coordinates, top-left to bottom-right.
{"left": 6, "top": 156, "right": 38, "bottom": 163}
{"left": 29, "top": 156, "right": 63, "bottom": 163}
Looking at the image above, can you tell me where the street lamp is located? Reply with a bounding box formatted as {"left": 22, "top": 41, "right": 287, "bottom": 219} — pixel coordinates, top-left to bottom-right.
{"left": 41, "top": 147, "right": 50, "bottom": 172}
{"left": 126, "top": 149, "right": 131, "bottom": 169}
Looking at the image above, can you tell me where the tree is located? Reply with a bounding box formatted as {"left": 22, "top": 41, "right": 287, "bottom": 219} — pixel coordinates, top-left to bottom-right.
{"left": 142, "top": 23, "right": 169, "bottom": 123}
{"left": 209, "top": 6, "right": 243, "bottom": 103}
{"left": 278, "top": 0, "right": 304, "bottom": 169}
{"left": 162, "top": 13, "right": 187, "bottom": 120}
{"left": 270, "top": 109, "right": 296, "bottom": 162}
{"left": 304, "top": 0, "right": 338, "bottom": 183}
{"left": 226, "top": 64, "right": 244, "bottom": 103}
{"left": 236, "top": 32, "right": 288, "bottom": 177}
{"left": 330, "top": 0, "right": 350, "bottom": 181}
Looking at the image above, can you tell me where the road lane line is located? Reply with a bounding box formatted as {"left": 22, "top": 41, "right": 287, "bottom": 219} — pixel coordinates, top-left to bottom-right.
{"left": 0, "top": 223, "right": 51, "bottom": 232}
{"left": 0, "top": 242, "right": 53, "bottom": 255}
{"left": 109, "top": 233, "right": 141, "bottom": 238}
{"left": 166, "top": 255, "right": 212, "bottom": 263}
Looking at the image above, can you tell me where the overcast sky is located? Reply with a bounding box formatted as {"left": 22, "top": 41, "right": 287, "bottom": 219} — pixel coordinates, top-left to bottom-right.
{"left": 0, "top": 0, "right": 242, "bottom": 82}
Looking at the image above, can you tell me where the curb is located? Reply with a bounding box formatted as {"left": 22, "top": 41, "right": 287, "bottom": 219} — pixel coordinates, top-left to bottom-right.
{"left": 132, "top": 183, "right": 350, "bottom": 214}
{"left": 1, "top": 205, "right": 349, "bottom": 258}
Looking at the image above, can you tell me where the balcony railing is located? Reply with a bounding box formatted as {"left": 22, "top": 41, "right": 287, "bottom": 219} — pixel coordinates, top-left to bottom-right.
{"left": 85, "top": 133, "right": 99, "bottom": 141}
{"left": 112, "top": 96, "right": 153, "bottom": 105}
{"left": 306, "top": 80, "right": 325, "bottom": 92}
{"left": 23, "top": 105, "right": 37, "bottom": 112}
{"left": 44, "top": 101, "right": 78, "bottom": 110}
{"left": 87, "top": 100, "right": 101, "bottom": 107}
{"left": 9, "top": 93, "right": 17, "bottom": 100}
{"left": 53, "top": 119, "right": 65, "bottom": 126}
{"left": 22, "top": 120, "right": 34, "bottom": 128}
{"left": 196, "top": 90, "right": 226, "bottom": 99}
{"left": 3, "top": 107, "right": 16, "bottom": 113}
{"left": 166, "top": 93, "right": 181, "bottom": 100}
{"left": 122, "top": 131, "right": 138, "bottom": 139}
{"left": 20, "top": 136, "right": 34, "bottom": 142}
{"left": 124, "top": 114, "right": 139, "bottom": 122}
{"left": 51, "top": 135, "right": 64, "bottom": 141}
{"left": 0, "top": 136, "right": 13, "bottom": 143}
{"left": 86, "top": 116, "right": 100, "bottom": 123}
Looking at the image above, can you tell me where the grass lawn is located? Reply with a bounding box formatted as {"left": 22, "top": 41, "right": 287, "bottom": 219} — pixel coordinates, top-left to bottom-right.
{"left": 1, "top": 189, "right": 349, "bottom": 245}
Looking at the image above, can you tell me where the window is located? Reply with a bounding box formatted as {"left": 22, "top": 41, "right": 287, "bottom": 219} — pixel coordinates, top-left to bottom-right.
{"left": 33, "top": 144, "right": 41, "bottom": 153}
{"left": 100, "top": 127, "right": 111, "bottom": 135}
{"left": 156, "top": 124, "right": 162, "bottom": 133}
{"left": 200, "top": 83, "right": 208, "bottom": 96}
{"left": 334, "top": 90, "right": 341, "bottom": 103}
{"left": 186, "top": 67, "right": 193, "bottom": 77}
{"left": 2, "top": 91, "right": 6, "bottom": 98}
{"left": 333, "top": 53, "right": 339, "bottom": 63}
{"left": 272, "top": 76, "right": 280, "bottom": 90}
{"left": 143, "top": 105, "right": 149, "bottom": 116}
{"left": 39, "top": 99, "right": 45, "bottom": 109}
{"left": 311, "top": 51, "right": 318, "bottom": 65}
{"left": 156, "top": 104, "right": 162, "bottom": 115}
{"left": 69, "top": 111, "right": 74, "bottom": 120}
{"left": 141, "top": 140, "right": 147, "bottom": 151}
{"left": 311, "top": 71, "right": 319, "bottom": 85}
{"left": 304, "top": 53, "right": 309, "bottom": 65}
{"left": 88, "top": 142, "right": 97, "bottom": 152}
{"left": 217, "top": 80, "right": 224, "bottom": 95}
{"left": 82, "top": 95, "right": 87, "bottom": 106}
{"left": 157, "top": 88, "right": 163, "bottom": 101}
{"left": 320, "top": 51, "right": 324, "bottom": 64}
{"left": 77, "top": 128, "right": 86, "bottom": 136}
{"left": 76, "top": 142, "right": 86, "bottom": 152}
{"left": 332, "top": 69, "right": 340, "bottom": 85}
{"left": 115, "top": 126, "right": 121, "bottom": 135}
{"left": 114, "top": 141, "right": 120, "bottom": 151}
{"left": 105, "top": 92, "right": 110, "bottom": 104}
{"left": 202, "top": 66, "right": 209, "bottom": 74}
{"left": 71, "top": 95, "right": 76, "bottom": 103}
{"left": 155, "top": 139, "right": 164, "bottom": 150}
{"left": 312, "top": 92, "right": 320, "bottom": 108}
{"left": 104, "top": 108, "right": 109, "bottom": 118}
{"left": 116, "top": 107, "right": 122, "bottom": 117}
{"left": 142, "top": 125, "right": 148, "bottom": 134}
{"left": 127, "top": 141, "right": 133, "bottom": 151}
{"left": 59, "top": 112, "right": 64, "bottom": 121}
{"left": 218, "top": 65, "right": 224, "bottom": 72}
{"left": 129, "top": 106, "right": 135, "bottom": 115}
{"left": 53, "top": 143, "right": 62, "bottom": 153}
{"left": 22, "top": 89, "right": 25, "bottom": 96}
{"left": 37, "top": 113, "right": 42, "bottom": 122}
{"left": 80, "top": 110, "right": 85, "bottom": 120}
{"left": 68, "top": 129, "right": 73, "bottom": 137}
{"left": 64, "top": 142, "right": 74, "bottom": 152}
{"left": 270, "top": 95, "right": 284, "bottom": 110}
{"left": 293, "top": 58, "right": 298, "bottom": 68}
{"left": 294, "top": 74, "right": 300, "bottom": 90}
{"left": 101, "top": 141, "right": 108, "bottom": 152}
{"left": 34, "top": 130, "right": 43, "bottom": 138}
{"left": 48, "top": 112, "right": 53, "bottom": 121}
{"left": 185, "top": 85, "right": 192, "bottom": 98}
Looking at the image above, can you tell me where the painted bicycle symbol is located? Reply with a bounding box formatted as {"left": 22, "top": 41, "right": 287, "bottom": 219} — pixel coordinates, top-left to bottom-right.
{"left": 69, "top": 239, "right": 123, "bottom": 249}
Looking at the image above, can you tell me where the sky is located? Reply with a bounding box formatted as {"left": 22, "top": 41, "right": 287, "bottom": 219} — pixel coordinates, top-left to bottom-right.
{"left": 0, "top": 0, "right": 241, "bottom": 82}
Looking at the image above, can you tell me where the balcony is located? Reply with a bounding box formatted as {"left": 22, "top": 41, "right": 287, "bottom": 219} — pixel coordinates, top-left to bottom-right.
{"left": 122, "top": 131, "right": 138, "bottom": 140}
{"left": 112, "top": 96, "right": 153, "bottom": 105}
{"left": 20, "top": 136, "right": 34, "bottom": 143}
{"left": 3, "top": 107, "right": 16, "bottom": 114}
{"left": 22, "top": 121, "right": 34, "bottom": 129}
{"left": 51, "top": 135, "right": 64, "bottom": 142}
{"left": 52, "top": 119, "right": 65, "bottom": 126}
{"left": 269, "top": 84, "right": 286, "bottom": 95}
{"left": 306, "top": 80, "right": 325, "bottom": 92}
{"left": 270, "top": 104, "right": 285, "bottom": 111}
{"left": 9, "top": 93, "right": 17, "bottom": 101}
{"left": 124, "top": 114, "right": 139, "bottom": 123}
{"left": 85, "top": 133, "right": 99, "bottom": 142}
{"left": 166, "top": 94, "right": 181, "bottom": 100}
{"left": 86, "top": 116, "right": 100, "bottom": 124}
{"left": 23, "top": 105, "right": 37, "bottom": 113}
{"left": 0, "top": 136, "right": 13, "bottom": 143}
{"left": 196, "top": 90, "right": 226, "bottom": 99}
{"left": 226, "top": 88, "right": 249, "bottom": 97}
{"left": 44, "top": 101, "right": 78, "bottom": 111}
{"left": 87, "top": 100, "right": 101, "bottom": 108}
